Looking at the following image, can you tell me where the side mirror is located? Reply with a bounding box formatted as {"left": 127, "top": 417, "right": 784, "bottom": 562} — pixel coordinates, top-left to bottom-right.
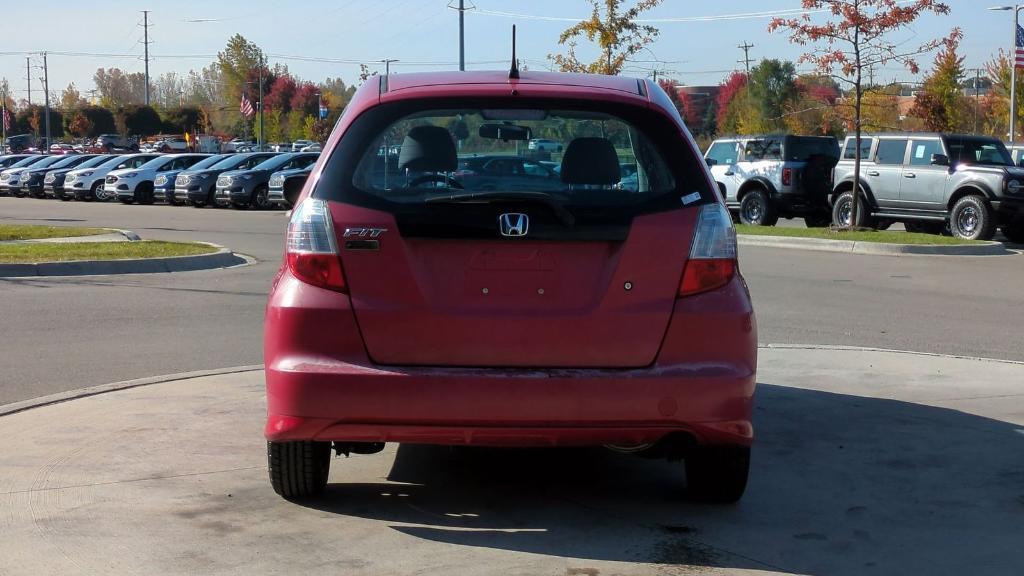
{"left": 705, "top": 158, "right": 718, "bottom": 167}
{"left": 1017, "top": 158, "right": 1024, "bottom": 168}
{"left": 930, "top": 153, "right": 950, "bottom": 166}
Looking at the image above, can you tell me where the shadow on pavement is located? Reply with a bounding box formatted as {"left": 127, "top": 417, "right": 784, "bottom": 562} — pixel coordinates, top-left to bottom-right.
{"left": 299, "top": 383, "right": 1024, "bottom": 575}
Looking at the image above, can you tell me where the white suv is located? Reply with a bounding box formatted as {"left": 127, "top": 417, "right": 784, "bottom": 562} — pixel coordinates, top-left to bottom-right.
{"left": 106, "top": 153, "right": 209, "bottom": 204}
{"left": 66, "top": 154, "right": 160, "bottom": 201}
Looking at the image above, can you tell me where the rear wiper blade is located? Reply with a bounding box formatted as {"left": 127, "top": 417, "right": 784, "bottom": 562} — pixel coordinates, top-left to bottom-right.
{"left": 425, "top": 190, "right": 575, "bottom": 227}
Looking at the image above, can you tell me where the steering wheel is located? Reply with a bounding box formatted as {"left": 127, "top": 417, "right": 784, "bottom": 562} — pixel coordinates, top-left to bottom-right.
{"left": 408, "top": 173, "right": 464, "bottom": 189}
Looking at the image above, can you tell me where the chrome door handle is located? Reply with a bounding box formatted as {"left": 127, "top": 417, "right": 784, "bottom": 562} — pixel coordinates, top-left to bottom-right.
{"left": 866, "top": 171, "right": 880, "bottom": 176}
{"left": 903, "top": 172, "right": 916, "bottom": 178}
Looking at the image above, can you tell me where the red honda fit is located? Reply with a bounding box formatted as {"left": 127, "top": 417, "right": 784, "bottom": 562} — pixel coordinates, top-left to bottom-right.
{"left": 265, "top": 70, "right": 757, "bottom": 502}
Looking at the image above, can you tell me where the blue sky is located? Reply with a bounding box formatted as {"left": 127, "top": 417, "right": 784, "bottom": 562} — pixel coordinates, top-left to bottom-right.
{"left": 0, "top": 0, "right": 1015, "bottom": 101}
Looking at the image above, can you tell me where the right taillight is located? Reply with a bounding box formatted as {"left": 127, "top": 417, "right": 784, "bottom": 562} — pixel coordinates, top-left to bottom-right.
{"left": 286, "top": 198, "right": 347, "bottom": 292}
{"left": 679, "top": 203, "right": 737, "bottom": 297}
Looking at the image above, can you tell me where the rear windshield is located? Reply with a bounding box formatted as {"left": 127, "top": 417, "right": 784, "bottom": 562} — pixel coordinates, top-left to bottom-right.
{"left": 347, "top": 107, "right": 679, "bottom": 209}
{"left": 785, "top": 137, "right": 839, "bottom": 161}
{"left": 945, "top": 137, "right": 1012, "bottom": 167}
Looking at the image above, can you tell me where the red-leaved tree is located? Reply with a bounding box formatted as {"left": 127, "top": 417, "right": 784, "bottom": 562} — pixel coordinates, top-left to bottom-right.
{"left": 716, "top": 72, "right": 747, "bottom": 133}
{"left": 769, "top": 0, "right": 954, "bottom": 230}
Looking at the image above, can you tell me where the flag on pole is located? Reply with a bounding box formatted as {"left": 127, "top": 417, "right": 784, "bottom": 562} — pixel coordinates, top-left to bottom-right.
{"left": 240, "top": 93, "right": 255, "bottom": 118}
{"left": 1, "top": 106, "right": 10, "bottom": 132}
{"left": 1016, "top": 24, "right": 1024, "bottom": 69}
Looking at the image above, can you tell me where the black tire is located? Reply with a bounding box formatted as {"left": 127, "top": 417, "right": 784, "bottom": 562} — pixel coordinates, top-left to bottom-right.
{"left": 831, "top": 190, "right": 873, "bottom": 228}
{"left": 137, "top": 182, "right": 154, "bottom": 205}
{"left": 59, "top": 194, "right": 72, "bottom": 202}
{"left": 268, "top": 440, "right": 331, "bottom": 500}
{"left": 803, "top": 213, "right": 831, "bottom": 228}
{"left": 119, "top": 197, "right": 133, "bottom": 204}
{"left": 231, "top": 201, "right": 249, "bottom": 210}
{"left": 1000, "top": 224, "right": 1024, "bottom": 244}
{"left": 875, "top": 219, "right": 893, "bottom": 231}
{"left": 251, "top": 185, "right": 270, "bottom": 210}
{"left": 685, "top": 445, "right": 750, "bottom": 503}
{"left": 738, "top": 188, "right": 779, "bottom": 226}
{"left": 949, "top": 195, "right": 996, "bottom": 241}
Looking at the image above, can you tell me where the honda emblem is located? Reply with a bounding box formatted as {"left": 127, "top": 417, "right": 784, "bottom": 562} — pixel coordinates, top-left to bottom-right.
{"left": 498, "top": 213, "right": 529, "bottom": 237}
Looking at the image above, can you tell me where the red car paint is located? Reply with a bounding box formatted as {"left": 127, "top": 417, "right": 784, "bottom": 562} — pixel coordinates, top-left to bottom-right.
{"left": 265, "top": 71, "right": 756, "bottom": 452}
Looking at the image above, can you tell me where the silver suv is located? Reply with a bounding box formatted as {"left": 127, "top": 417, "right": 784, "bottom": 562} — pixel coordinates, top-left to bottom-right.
{"left": 705, "top": 134, "right": 839, "bottom": 227}
{"left": 831, "top": 133, "right": 1024, "bottom": 241}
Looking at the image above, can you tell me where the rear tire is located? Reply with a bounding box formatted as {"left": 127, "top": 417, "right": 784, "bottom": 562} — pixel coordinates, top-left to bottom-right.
{"left": 685, "top": 445, "right": 750, "bottom": 503}
{"left": 831, "top": 190, "right": 873, "bottom": 228}
{"left": 739, "top": 188, "right": 779, "bottom": 226}
{"left": 949, "top": 195, "right": 996, "bottom": 241}
{"left": 268, "top": 440, "right": 331, "bottom": 500}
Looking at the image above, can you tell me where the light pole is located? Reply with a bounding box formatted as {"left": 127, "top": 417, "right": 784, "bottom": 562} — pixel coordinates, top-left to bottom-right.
{"left": 990, "top": 5, "right": 1024, "bottom": 144}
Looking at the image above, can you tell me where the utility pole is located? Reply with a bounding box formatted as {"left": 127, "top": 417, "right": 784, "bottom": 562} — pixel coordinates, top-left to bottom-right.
{"left": 969, "top": 67, "right": 982, "bottom": 134}
{"left": 43, "top": 52, "right": 50, "bottom": 153}
{"left": 26, "top": 57, "right": 31, "bottom": 106}
{"left": 258, "top": 54, "right": 264, "bottom": 150}
{"left": 459, "top": 0, "right": 466, "bottom": 71}
{"left": 737, "top": 42, "right": 754, "bottom": 75}
{"left": 142, "top": 10, "right": 151, "bottom": 106}
{"left": 381, "top": 58, "right": 399, "bottom": 76}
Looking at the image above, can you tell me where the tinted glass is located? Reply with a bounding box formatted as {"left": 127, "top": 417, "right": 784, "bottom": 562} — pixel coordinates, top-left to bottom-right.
{"left": 32, "top": 156, "right": 66, "bottom": 168}
{"left": 874, "top": 139, "right": 907, "bottom": 165}
{"left": 350, "top": 107, "right": 676, "bottom": 207}
{"left": 253, "top": 154, "right": 297, "bottom": 171}
{"left": 908, "top": 139, "right": 944, "bottom": 166}
{"left": 843, "top": 138, "right": 873, "bottom": 160}
{"left": 77, "top": 155, "right": 113, "bottom": 169}
{"left": 138, "top": 156, "right": 176, "bottom": 171}
{"left": 9, "top": 156, "right": 46, "bottom": 168}
{"left": 706, "top": 141, "right": 739, "bottom": 165}
{"left": 785, "top": 137, "right": 839, "bottom": 161}
{"left": 945, "top": 137, "right": 1012, "bottom": 166}
{"left": 47, "top": 155, "right": 90, "bottom": 169}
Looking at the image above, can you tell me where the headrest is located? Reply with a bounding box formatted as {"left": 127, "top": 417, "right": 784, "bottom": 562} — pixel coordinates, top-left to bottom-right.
{"left": 560, "top": 137, "right": 621, "bottom": 185}
{"left": 398, "top": 126, "right": 457, "bottom": 172}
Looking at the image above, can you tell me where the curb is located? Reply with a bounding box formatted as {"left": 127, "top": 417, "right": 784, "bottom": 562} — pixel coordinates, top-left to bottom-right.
{"left": 0, "top": 365, "right": 264, "bottom": 418}
{"left": 0, "top": 243, "right": 250, "bottom": 277}
{"left": 738, "top": 234, "right": 1011, "bottom": 256}
{"left": 759, "top": 343, "right": 1024, "bottom": 366}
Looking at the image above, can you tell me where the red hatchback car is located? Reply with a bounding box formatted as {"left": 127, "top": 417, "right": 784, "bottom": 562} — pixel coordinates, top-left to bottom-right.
{"left": 265, "top": 70, "right": 757, "bottom": 503}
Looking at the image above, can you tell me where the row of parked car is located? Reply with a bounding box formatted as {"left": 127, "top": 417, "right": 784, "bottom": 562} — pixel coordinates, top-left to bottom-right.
{"left": 0, "top": 151, "right": 317, "bottom": 209}
{"left": 703, "top": 132, "right": 1024, "bottom": 242}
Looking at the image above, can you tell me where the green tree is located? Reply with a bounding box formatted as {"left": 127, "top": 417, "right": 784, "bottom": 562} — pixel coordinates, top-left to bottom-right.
{"left": 60, "top": 83, "right": 86, "bottom": 111}
{"left": 67, "top": 111, "right": 94, "bottom": 138}
{"left": 217, "top": 34, "right": 266, "bottom": 117}
{"left": 161, "top": 106, "right": 204, "bottom": 134}
{"left": 910, "top": 33, "right": 970, "bottom": 132}
{"left": 746, "top": 59, "right": 799, "bottom": 131}
{"left": 62, "top": 106, "right": 116, "bottom": 136}
{"left": 117, "top": 105, "right": 162, "bottom": 136}
{"left": 550, "top": 0, "right": 662, "bottom": 75}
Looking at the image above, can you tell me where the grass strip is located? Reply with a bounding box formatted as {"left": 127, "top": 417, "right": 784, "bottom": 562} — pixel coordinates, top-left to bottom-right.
{"left": 0, "top": 224, "right": 109, "bottom": 241}
{"left": 0, "top": 241, "right": 217, "bottom": 264}
{"left": 735, "top": 225, "right": 983, "bottom": 245}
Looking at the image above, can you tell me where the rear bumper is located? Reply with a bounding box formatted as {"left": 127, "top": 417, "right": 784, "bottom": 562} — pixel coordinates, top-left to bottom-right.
{"left": 265, "top": 271, "right": 758, "bottom": 448}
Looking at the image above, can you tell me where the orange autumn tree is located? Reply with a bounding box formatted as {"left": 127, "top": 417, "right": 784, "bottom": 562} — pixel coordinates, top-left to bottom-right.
{"left": 769, "top": 0, "right": 954, "bottom": 229}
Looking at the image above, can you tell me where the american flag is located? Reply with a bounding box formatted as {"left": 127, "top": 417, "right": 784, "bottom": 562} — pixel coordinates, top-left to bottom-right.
{"left": 1016, "top": 24, "right": 1024, "bottom": 69}
{"left": 1, "top": 106, "right": 10, "bottom": 132}
{"left": 240, "top": 93, "right": 255, "bottom": 118}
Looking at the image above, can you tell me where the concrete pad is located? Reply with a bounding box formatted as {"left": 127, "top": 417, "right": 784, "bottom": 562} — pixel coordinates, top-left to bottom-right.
{"left": 0, "top": 347, "right": 1022, "bottom": 575}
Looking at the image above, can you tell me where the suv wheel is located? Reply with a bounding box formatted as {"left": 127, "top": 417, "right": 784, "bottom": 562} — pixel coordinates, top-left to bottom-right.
{"left": 252, "top": 185, "right": 270, "bottom": 210}
{"left": 949, "top": 195, "right": 996, "bottom": 241}
{"left": 739, "top": 189, "right": 778, "bottom": 226}
{"left": 685, "top": 445, "right": 749, "bottom": 503}
{"left": 268, "top": 440, "right": 331, "bottom": 499}
{"left": 832, "top": 190, "right": 872, "bottom": 228}
{"left": 1000, "top": 224, "right": 1024, "bottom": 244}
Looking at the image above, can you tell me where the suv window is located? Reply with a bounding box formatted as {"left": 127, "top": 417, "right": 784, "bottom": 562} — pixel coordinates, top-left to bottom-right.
{"left": 706, "top": 141, "right": 739, "bottom": 166}
{"left": 908, "top": 139, "right": 944, "bottom": 166}
{"left": 744, "top": 138, "right": 782, "bottom": 161}
{"left": 874, "top": 139, "right": 907, "bottom": 165}
{"left": 944, "top": 136, "right": 1013, "bottom": 167}
{"left": 785, "top": 137, "right": 839, "bottom": 161}
{"left": 842, "top": 137, "right": 873, "bottom": 160}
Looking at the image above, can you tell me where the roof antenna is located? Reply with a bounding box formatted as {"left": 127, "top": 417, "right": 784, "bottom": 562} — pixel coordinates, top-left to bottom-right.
{"left": 509, "top": 25, "right": 520, "bottom": 79}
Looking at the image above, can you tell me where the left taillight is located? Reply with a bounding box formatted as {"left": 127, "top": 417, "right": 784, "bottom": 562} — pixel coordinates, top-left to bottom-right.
{"left": 679, "top": 203, "right": 737, "bottom": 297}
{"left": 286, "top": 198, "right": 347, "bottom": 292}
{"left": 782, "top": 167, "right": 793, "bottom": 186}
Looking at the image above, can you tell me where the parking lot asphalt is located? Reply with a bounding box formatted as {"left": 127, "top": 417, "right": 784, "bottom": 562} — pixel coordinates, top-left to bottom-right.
{"left": 2, "top": 197, "right": 1024, "bottom": 405}
{"left": 1, "top": 346, "right": 1021, "bottom": 576}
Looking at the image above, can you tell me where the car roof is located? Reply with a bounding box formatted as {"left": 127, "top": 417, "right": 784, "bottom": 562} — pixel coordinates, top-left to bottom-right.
{"left": 385, "top": 70, "right": 646, "bottom": 96}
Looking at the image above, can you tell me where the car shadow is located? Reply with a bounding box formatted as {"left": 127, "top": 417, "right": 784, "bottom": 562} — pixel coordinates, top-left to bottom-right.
{"left": 296, "top": 384, "right": 1024, "bottom": 575}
